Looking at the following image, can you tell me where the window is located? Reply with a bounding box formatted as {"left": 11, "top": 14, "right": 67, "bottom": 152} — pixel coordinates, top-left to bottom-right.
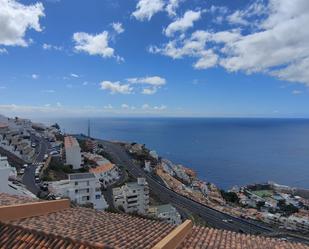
{"left": 87, "top": 188, "right": 90, "bottom": 193}
{"left": 75, "top": 189, "right": 78, "bottom": 194}
{"left": 87, "top": 196, "right": 90, "bottom": 201}
{"left": 75, "top": 181, "right": 78, "bottom": 186}
{"left": 96, "top": 194, "right": 101, "bottom": 199}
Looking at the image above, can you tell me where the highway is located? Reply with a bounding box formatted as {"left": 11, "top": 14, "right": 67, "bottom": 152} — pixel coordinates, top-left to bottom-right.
{"left": 99, "top": 140, "right": 272, "bottom": 235}
{"left": 97, "top": 140, "right": 309, "bottom": 244}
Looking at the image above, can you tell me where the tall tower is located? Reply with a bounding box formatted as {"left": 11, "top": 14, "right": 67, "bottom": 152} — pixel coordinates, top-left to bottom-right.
{"left": 87, "top": 119, "right": 90, "bottom": 138}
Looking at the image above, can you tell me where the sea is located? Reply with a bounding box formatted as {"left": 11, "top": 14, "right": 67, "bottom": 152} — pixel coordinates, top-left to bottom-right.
{"left": 41, "top": 117, "right": 309, "bottom": 190}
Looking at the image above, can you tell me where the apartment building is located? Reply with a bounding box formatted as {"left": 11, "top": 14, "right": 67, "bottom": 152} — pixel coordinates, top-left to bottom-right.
{"left": 48, "top": 173, "right": 108, "bottom": 210}
{"left": 113, "top": 178, "right": 149, "bottom": 214}
{"left": 64, "top": 136, "right": 83, "bottom": 170}
{"left": 149, "top": 204, "right": 182, "bottom": 225}
{"left": 89, "top": 162, "right": 119, "bottom": 188}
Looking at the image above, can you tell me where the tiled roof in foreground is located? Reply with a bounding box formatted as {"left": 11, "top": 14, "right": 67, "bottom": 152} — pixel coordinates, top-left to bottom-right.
{"left": 178, "top": 226, "right": 309, "bottom": 249}
{"left": 9, "top": 207, "right": 175, "bottom": 249}
{"left": 0, "top": 193, "right": 308, "bottom": 249}
{"left": 0, "top": 223, "right": 107, "bottom": 249}
{"left": 0, "top": 193, "right": 39, "bottom": 206}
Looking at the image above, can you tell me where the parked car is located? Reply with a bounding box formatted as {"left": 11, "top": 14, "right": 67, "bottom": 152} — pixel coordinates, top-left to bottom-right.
{"left": 22, "top": 164, "right": 28, "bottom": 169}
{"left": 19, "top": 168, "right": 25, "bottom": 174}
{"left": 35, "top": 177, "right": 40, "bottom": 183}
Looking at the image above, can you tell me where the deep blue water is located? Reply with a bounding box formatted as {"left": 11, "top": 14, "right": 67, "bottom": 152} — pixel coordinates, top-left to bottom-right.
{"left": 42, "top": 118, "right": 309, "bottom": 190}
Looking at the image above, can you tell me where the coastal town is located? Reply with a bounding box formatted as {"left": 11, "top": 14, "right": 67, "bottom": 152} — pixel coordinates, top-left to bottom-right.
{"left": 0, "top": 114, "right": 308, "bottom": 244}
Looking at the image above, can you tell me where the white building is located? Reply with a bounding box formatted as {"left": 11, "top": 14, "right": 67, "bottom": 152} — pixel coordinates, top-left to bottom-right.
{"left": 49, "top": 173, "right": 108, "bottom": 210}
{"left": 64, "top": 136, "right": 83, "bottom": 170}
{"left": 89, "top": 162, "right": 119, "bottom": 188}
{"left": 149, "top": 204, "right": 182, "bottom": 225}
{"left": 113, "top": 178, "right": 149, "bottom": 214}
{"left": 0, "top": 156, "right": 36, "bottom": 198}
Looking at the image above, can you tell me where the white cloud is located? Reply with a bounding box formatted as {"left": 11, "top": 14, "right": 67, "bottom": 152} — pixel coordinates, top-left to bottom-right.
{"left": 42, "top": 43, "right": 62, "bottom": 51}
{"left": 121, "top": 104, "right": 129, "bottom": 109}
{"left": 142, "top": 87, "right": 157, "bottom": 95}
{"left": 0, "top": 48, "right": 8, "bottom": 54}
{"left": 151, "top": 0, "right": 309, "bottom": 86}
{"left": 166, "top": 0, "right": 183, "bottom": 17}
{"left": 164, "top": 10, "right": 201, "bottom": 37}
{"left": 42, "top": 89, "right": 55, "bottom": 93}
{"left": 150, "top": 30, "right": 218, "bottom": 69}
{"left": 292, "top": 90, "right": 302, "bottom": 95}
{"left": 73, "top": 31, "right": 115, "bottom": 58}
{"left": 142, "top": 104, "right": 150, "bottom": 110}
{"left": 132, "top": 0, "right": 165, "bottom": 21}
{"left": 127, "top": 76, "right": 166, "bottom": 94}
{"left": 0, "top": 86, "right": 6, "bottom": 89}
{"left": 82, "top": 81, "right": 88, "bottom": 86}
{"left": 112, "top": 22, "right": 124, "bottom": 34}
{"left": 32, "top": 74, "right": 39, "bottom": 79}
{"left": 0, "top": 0, "right": 44, "bottom": 47}
{"left": 104, "top": 104, "right": 113, "bottom": 109}
{"left": 127, "top": 76, "right": 166, "bottom": 86}
{"left": 100, "top": 81, "right": 133, "bottom": 94}
{"left": 70, "top": 73, "right": 79, "bottom": 78}
{"left": 142, "top": 104, "right": 167, "bottom": 111}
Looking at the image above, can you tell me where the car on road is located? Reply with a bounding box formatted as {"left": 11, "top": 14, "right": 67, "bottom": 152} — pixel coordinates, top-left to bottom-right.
{"left": 22, "top": 164, "right": 28, "bottom": 169}
{"left": 35, "top": 177, "right": 40, "bottom": 183}
{"left": 19, "top": 168, "right": 25, "bottom": 174}
{"left": 31, "top": 143, "right": 37, "bottom": 148}
{"left": 39, "top": 182, "right": 49, "bottom": 191}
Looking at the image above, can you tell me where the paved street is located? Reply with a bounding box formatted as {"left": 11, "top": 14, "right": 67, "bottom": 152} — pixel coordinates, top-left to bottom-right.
{"left": 22, "top": 134, "right": 49, "bottom": 195}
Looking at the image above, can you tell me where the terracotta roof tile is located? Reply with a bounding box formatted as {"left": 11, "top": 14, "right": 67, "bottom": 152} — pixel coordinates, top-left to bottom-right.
{"left": 0, "top": 222, "right": 112, "bottom": 249}
{"left": 177, "top": 226, "right": 309, "bottom": 249}
{"left": 8, "top": 207, "right": 175, "bottom": 249}
{"left": 0, "top": 193, "right": 39, "bottom": 207}
{"left": 89, "top": 163, "right": 115, "bottom": 174}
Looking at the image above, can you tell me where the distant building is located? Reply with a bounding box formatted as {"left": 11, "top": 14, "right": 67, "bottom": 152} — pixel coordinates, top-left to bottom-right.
{"left": 64, "top": 136, "right": 83, "bottom": 170}
{"left": 149, "top": 204, "right": 182, "bottom": 225}
{"left": 85, "top": 139, "right": 98, "bottom": 153}
{"left": 113, "top": 178, "right": 149, "bottom": 214}
{"left": 49, "top": 173, "right": 108, "bottom": 210}
{"left": 144, "top": 160, "right": 152, "bottom": 173}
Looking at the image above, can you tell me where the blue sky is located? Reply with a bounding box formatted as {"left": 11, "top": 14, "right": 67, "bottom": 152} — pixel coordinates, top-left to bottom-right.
{"left": 1, "top": 0, "right": 309, "bottom": 118}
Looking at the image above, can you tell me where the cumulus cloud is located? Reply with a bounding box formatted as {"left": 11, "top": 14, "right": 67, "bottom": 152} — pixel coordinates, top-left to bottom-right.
{"left": 100, "top": 81, "right": 133, "bottom": 94}
{"left": 100, "top": 76, "right": 166, "bottom": 95}
{"left": 70, "top": 73, "right": 79, "bottom": 78}
{"left": 0, "top": 0, "right": 44, "bottom": 47}
{"left": 127, "top": 76, "right": 166, "bottom": 94}
{"left": 32, "top": 74, "right": 39, "bottom": 79}
{"left": 73, "top": 31, "right": 115, "bottom": 58}
{"left": 132, "top": 0, "right": 165, "bottom": 21}
{"left": 142, "top": 104, "right": 167, "bottom": 111}
{"left": 164, "top": 10, "right": 201, "bottom": 37}
{"left": 127, "top": 76, "right": 166, "bottom": 86}
{"left": 151, "top": 0, "right": 309, "bottom": 86}
{"left": 292, "top": 90, "right": 302, "bottom": 95}
{"left": 166, "top": 0, "right": 183, "bottom": 17}
{"left": 112, "top": 22, "right": 124, "bottom": 34}
{"left": 42, "top": 89, "right": 55, "bottom": 93}
{"left": 42, "top": 43, "right": 62, "bottom": 51}
{"left": 142, "top": 87, "right": 157, "bottom": 95}
{"left": 0, "top": 48, "right": 8, "bottom": 54}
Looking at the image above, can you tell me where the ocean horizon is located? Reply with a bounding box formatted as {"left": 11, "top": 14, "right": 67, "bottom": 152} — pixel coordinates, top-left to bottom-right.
{"left": 39, "top": 117, "right": 309, "bottom": 190}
